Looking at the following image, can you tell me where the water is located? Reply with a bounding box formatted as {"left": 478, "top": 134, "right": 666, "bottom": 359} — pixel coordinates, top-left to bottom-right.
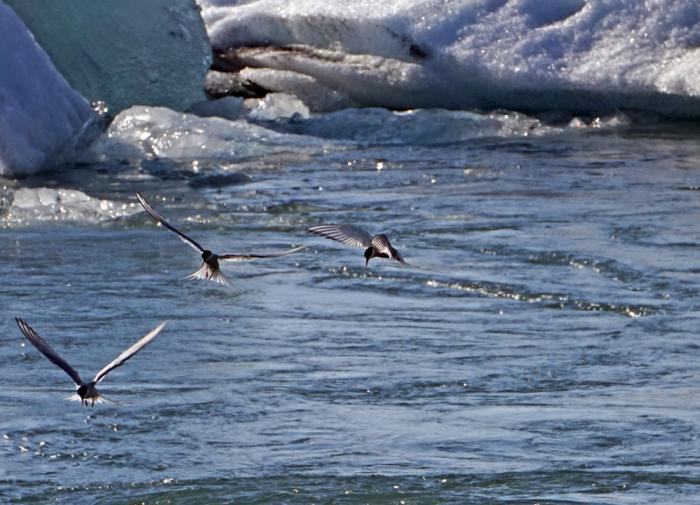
{"left": 1, "top": 117, "right": 700, "bottom": 503}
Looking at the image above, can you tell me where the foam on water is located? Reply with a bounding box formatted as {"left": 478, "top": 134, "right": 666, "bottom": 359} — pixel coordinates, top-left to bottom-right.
{"left": 201, "top": 0, "right": 700, "bottom": 117}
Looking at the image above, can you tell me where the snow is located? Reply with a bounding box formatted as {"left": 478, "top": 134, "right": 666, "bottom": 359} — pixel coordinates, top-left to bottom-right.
{"left": 199, "top": 0, "right": 700, "bottom": 117}
{"left": 246, "top": 93, "right": 311, "bottom": 120}
{"left": 4, "top": 0, "right": 699, "bottom": 178}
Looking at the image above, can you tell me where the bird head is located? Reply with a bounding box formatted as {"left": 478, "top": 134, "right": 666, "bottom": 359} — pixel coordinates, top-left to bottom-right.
{"left": 77, "top": 384, "right": 87, "bottom": 399}
{"left": 364, "top": 248, "right": 373, "bottom": 271}
{"left": 201, "top": 250, "right": 212, "bottom": 260}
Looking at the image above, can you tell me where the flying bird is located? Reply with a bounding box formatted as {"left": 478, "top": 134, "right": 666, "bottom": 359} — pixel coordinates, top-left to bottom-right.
{"left": 307, "top": 224, "right": 407, "bottom": 269}
{"left": 15, "top": 318, "right": 166, "bottom": 406}
{"left": 136, "top": 193, "right": 304, "bottom": 290}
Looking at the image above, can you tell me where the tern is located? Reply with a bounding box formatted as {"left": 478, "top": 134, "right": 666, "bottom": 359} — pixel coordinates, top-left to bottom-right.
{"left": 136, "top": 193, "right": 304, "bottom": 291}
{"left": 307, "top": 224, "right": 407, "bottom": 269}
{"left": 15, "top": 318, "right": 166, "bottom": 406}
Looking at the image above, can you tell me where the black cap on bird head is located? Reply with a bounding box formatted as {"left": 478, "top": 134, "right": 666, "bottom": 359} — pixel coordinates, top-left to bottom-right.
{"left": 364, "top": 247, "right": 373, "bottom": 270}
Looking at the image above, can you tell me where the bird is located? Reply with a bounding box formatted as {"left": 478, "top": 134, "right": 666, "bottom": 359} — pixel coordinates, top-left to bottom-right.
{"left": 15, "top": 318, "right": 166, "bottom": 406}
{"left": 307, "top": 224, "right": 407, "bottom": 269}
{"left": 136, "top": 193, "right": 304, "bottom": 291}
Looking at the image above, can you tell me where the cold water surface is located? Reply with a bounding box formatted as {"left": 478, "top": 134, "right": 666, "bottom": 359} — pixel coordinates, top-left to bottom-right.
{"left": 1, "top": 118, "right": 700, "bottom": 503}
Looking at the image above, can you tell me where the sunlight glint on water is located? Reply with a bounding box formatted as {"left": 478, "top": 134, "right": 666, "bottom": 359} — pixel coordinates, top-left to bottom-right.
{"left": 1, "top": 117, "right": 700, "bottom": 503}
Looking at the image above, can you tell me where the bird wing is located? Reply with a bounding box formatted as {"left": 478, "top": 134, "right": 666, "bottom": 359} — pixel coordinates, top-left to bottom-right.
{"left": 136, "top": 193, "right": 204, "bottom": 253}
{"left": 219, "top": 245, "right": 305, "bottom": 261}
{"left": 307, "top": 225, "right": 372, "bottom": 249}
{"left": 92, "top": 321, "right": 166, "bottom": 384}
{"left": 15, "top": 318, "right": 83, "bottom": 386}
{"left": 372, "top": 234, "right": 406, "bottom": 263}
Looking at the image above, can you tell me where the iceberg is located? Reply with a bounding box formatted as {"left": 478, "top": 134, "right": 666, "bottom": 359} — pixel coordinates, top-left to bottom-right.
{"left": 200, "top": 0, "right": 700, "bottom": 118}
{"left": 6, "top": 0, "right": 211, "bottom": 114}
{"left": 0, "top": 1, "right": 93, "bottom": 175}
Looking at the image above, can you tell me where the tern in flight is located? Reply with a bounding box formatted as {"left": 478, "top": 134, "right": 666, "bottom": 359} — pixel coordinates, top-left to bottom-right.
{"left": 136, "top": 193, "right": 304, "bottom": 291}
{"left": 308, "top": 224, "right": 408, "bottom": 269}
{"left": 15, "top": 318, "right": 166, "bottom": 406}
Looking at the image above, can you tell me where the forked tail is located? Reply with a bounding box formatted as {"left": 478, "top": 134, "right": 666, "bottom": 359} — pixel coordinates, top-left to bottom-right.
{"left": 185, "top": 264, "right": 242, "bottom": 293}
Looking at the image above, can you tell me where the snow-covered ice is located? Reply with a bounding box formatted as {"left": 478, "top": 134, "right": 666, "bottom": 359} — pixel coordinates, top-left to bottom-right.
{"left": 200, "top": 0, "right": 700, "bottom": 117}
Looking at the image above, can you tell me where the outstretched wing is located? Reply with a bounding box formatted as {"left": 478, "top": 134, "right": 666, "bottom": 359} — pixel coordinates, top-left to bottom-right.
{"left": 372, "top": 234, "right": 406, "bottom": 263}
{"left": 308, "top": 225, "right": 372, "bottom": 249}
{"left": 15, "top": 318, "right": 83, "bottom": 386}
{"left": 219, "top": 245, "right": 305, "bottom": 261}
{"left": 136, "top": 193, "right": 204, "bottom": 253}
{"left": 93, "top": 321, "right": 166, "bottom": 384}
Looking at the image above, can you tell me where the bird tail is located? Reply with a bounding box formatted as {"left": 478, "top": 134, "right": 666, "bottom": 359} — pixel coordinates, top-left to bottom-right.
{"left": 391, "top": 250, "right": 420, "bottom": 269}
{"left": 185, "top": 263, "right": 209, "bottom": 281}
{"left": 185, "top": 264, "right": 242, "bottom": 293}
